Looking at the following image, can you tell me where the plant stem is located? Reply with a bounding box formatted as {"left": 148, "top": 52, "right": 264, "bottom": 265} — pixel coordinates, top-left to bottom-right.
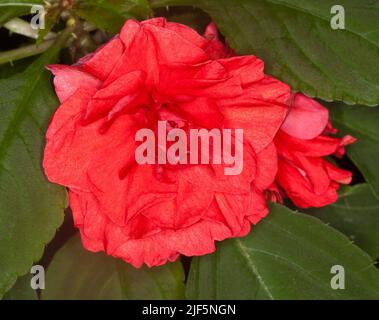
{"left": 0, "top": 39, "right": 55, "bottom": 65}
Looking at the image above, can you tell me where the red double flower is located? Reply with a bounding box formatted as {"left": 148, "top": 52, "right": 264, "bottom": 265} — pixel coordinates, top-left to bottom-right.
{"left": 43, "top": 18, "right": 354, "bottom": 267}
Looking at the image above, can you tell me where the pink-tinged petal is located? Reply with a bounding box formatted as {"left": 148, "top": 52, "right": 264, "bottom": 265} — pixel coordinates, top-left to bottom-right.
{"left": 204, "top": 22, "right": 219, "bottom": 40}
{"left": 47, "top": 65, "right": 101, "bottom": 103}
{"left": 281, "top": 93, "right": 329, "bottom": 140}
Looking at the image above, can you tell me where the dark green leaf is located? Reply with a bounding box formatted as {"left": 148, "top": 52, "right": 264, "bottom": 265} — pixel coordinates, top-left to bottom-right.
{"left": 154, "top": 6, "right": 210, "bottom": 34}
{"left": 328, "top": 102, "right": 379, "bottom": 198}
{"left": 152, "top": 0, "right": 379, "bottom": 106}
{"left": 73, "top": 0, "right": 152, "bottom": 34}
{"left": 186, "top": 204, "right": 379, "bottom": 299}
{"left": 42, "top": 235, "right": 185, "bottom": 299}
{"left": 0, "top": 46, "right": 67, "bottom": 298}
{"left": 2, "top": 274, "right": 37, "bottom": 300}
{"left": 306, "top": 184, "right": 379, "bottom": 259}
{"left": 0, "top": 58, "right": 34, "bottom": 78}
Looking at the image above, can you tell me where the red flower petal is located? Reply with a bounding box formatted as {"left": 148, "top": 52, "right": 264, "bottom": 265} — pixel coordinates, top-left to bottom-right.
{"left": 281, "top": 93, "right": 329, "bottom": 140}
{"left": 78, "top": 37, "right": 124, "bottom": 81}
{"left": 47, "top": 65, "right": 101, "bottom": 103}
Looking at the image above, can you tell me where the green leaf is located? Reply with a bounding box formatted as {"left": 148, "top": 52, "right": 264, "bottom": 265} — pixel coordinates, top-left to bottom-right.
{"left": 186, "top": 204, "right": 379, "bottom": 299}
{"left": 2, "top": 274, "right": 37, "bottom": 300}
{"left": 152, "top": 0, "right": 379, "bottom": 106}
{"left": 328, "top": 102, "right": 379, "bottom": 198}
{"left": 305, "top": 184, "right": 379, "bottom": 259}
{"left": 42, "top": 235, "right": 185, "bottom": 300}
{"left": 154, "top": 6, "right": 210, "bottom": 34}
{"left": 0, "top": 0, "right": 43, "bottom": 26}
{"left": 0, "top": 46, "right": 68, "bottom": 298}
{"left": 73, "top": 0, "right": 152, "bottom": 34}
{"left": 0, "top": 59, "right": 34, "bottom": 78}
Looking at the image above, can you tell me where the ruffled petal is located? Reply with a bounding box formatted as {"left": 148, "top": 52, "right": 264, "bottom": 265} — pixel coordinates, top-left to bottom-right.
{"left": 78, "top": 37, "right": 124, "bottom": 81}
{"left": 276, "top": 158, "right": 338, "bottom": 208}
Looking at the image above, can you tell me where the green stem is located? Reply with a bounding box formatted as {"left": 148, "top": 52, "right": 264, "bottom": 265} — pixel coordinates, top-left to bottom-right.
{"left": 0, "top": 39, "right": 55, "bottom": 65}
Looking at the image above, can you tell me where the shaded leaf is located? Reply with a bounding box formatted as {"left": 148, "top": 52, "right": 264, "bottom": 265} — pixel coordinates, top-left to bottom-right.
{"left": 329, "top": 102, "right": 379, "bottom": 199}
{"left": 0, "top": 45, "right": 67, "bottom": 298}
{"left": 2, "top": 274, "right": 37, "bottom": 300}
{"left": 73, "top": 0, "right": 152, "bottom": 34}
{"left": 186, "top": 204, "right": 379, "bottom": 299}
{"left": 42, "top": 235, "right": 185, "bottom": 300}
{"left": 306, "top": 184, "right": 379, "bottom": 259}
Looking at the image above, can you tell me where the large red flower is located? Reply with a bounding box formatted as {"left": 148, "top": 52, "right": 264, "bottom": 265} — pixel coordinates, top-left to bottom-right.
{"left": 43, "top": 18, "right": 290, "bottom": 267}
{"left": 274, "top": 93, "right": 356, "bottom": 208}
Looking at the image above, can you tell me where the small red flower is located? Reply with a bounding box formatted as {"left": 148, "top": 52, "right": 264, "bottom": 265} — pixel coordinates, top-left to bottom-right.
{"left": 274, "top": 93, "right": 356, "bottom": 208}
{"left": 43, "top": 18, "right": 291, "bottom": 267}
